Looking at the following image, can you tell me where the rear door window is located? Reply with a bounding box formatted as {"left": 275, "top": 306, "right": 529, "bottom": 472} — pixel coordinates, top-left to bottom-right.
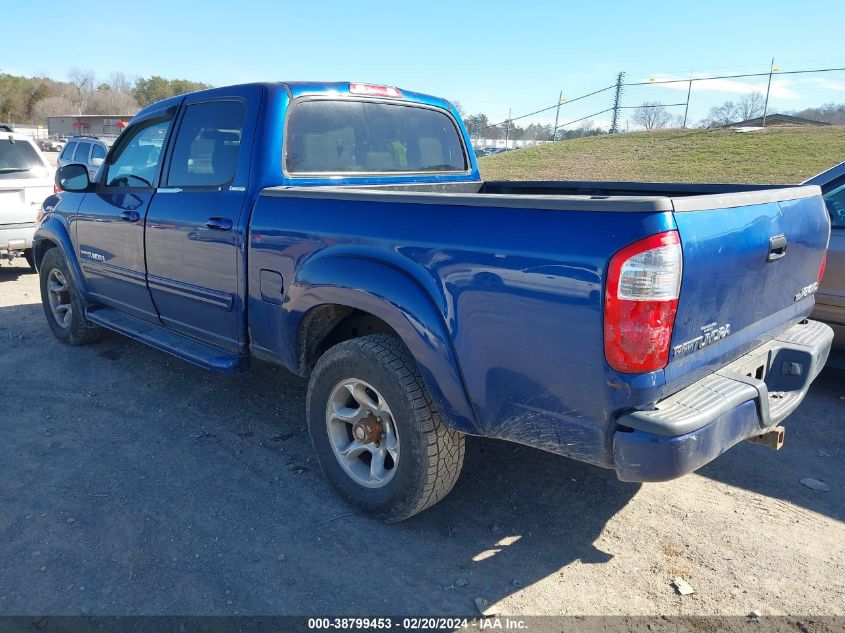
{"left": 60, "top": 141, "right": 77, "bottom": 160}
{"left": 285, "top": 100, "right": 467, "bottom": 174}
{"left": 166, "top": 100, "right": 246, "bottom": 187}
{"left": 74, "top": 142, "right": 91, "bottom": 163}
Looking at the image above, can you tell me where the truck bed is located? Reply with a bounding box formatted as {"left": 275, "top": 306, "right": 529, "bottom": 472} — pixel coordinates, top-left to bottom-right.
{"left": 265, "top": 180, "right": 820, "bottom": 214}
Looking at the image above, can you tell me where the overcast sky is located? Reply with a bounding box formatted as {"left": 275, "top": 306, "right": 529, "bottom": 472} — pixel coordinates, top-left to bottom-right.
{"left": 4, "top": 0, "right": 844, "bottom": 129}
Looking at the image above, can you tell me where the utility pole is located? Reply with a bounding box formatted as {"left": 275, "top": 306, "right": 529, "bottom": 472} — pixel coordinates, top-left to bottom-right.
{"left": 610, "top": 71, "right": 625, "bottom": 134}
{"left": 762, "top": 57, "right": 775, "bottom": 127}
{"left": 552, "top": 90, "right": 563, "bottom": 141}
{"left": 682, "top": 74, "right": 693, "bottom": 129}
{"left": 504, "top": 107, "right": 511, "bottom": 148}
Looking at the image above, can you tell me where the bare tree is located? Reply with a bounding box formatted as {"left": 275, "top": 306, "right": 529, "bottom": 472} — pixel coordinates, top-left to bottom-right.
{"left": 737, "top": 92, "right": 765, "bottom": 120}
{"left": 86, "top": 90, "right": 140, "bottom": 115}
{"left": 67, "top": 68, "right": 95, "bottom": 114}
{"left": 32, "top": 96, "right": 76, "bottom": 121}
{"left": 632, "top": 102, "right": 671, "bottom": 130}
{"left": 108, "top": 72, "right": 133, "bottom": 94}
{"left": 705, "top": 101, "right": 739, "bottom": 127}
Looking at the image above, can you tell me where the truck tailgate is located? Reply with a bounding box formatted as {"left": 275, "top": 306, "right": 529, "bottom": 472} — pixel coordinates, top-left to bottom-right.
{"left": 666, "top": 187, "right": 830, "bottom": 386}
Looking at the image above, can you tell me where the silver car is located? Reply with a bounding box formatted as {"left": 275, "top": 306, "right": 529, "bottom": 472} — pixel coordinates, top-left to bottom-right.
{"left": 56, "top": 135, "right": 116, "bottom": 180}
{"left": 805, "top": 162, "right": 845, "bottom": 348}
{"left": 1, "top": 131, "right": 53, "bottom": 269}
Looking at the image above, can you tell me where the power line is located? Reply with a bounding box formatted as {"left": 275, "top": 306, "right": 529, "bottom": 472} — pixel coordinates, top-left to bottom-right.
{"left": 478, "top": 84, "right": 615, "bottom": 131}
{"left": 624, "top": 65, "right": 845, "bottom": 87}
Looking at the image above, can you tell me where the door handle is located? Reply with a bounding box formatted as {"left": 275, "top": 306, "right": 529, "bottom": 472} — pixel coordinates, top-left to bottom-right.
{"left": 767, "top": 234, "right": 788, "bottom": 262}
{"left": 206, "top": 217, "right": 233, "bottom": 231}
{"left": 120, "top": 210, "right": 140, "bottom": 222}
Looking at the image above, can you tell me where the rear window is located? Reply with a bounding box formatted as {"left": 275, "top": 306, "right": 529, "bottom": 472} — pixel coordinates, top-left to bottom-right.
{"left": 285, "top": 100, "right": 467, "bottom": 174}
{"left": 60, "top": 141, "right": 77, "bottom": 160}
{"left": 74, "top": 142, "right": 91, "bottom": 163}
{"left": 0, "top": 138, "right": 47, "bottom": 180}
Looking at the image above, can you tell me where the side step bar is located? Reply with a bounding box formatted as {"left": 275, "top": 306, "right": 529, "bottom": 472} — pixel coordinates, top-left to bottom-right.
{"left": 86, "top": 306, "right": 248, "bottom": 373}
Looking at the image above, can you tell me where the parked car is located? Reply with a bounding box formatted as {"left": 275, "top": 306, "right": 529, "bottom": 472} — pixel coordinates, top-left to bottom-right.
{"left": 35, "top": 82, "right": 832, "bottom": 522}
{"left": 804, "top": 162, "right": 845, "bottom": 347}
{"left": 56, "top": 136, "right": 116, "bottom": 180}
{"left": 1, "top": 130, "right": 53, "bottom": 268}
{"left": 37, "top": 138, "right": 64, "bottom": 152}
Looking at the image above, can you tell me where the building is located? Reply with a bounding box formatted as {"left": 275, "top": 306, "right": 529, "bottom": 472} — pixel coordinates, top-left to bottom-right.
{"left": 726, "top": 114, "right": 830, "bottom": 128}
{"left": 46, "top": 114, "right": 131, "bottom": 138}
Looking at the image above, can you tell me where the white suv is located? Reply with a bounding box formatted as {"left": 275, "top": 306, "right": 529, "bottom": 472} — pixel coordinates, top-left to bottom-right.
{"left": 1, "top": 130, "right": 53, "bottom": 269}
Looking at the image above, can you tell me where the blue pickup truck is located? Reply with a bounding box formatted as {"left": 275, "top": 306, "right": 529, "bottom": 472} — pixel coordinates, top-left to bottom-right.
{"left": 35, "top": 82, "right": 833, "bottom": 521}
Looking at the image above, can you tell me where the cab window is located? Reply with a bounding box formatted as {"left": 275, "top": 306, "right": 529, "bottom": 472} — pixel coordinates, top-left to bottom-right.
{"left": 104, "top": 116, "right": 173, "bottom": 188}
{"left": 167, "top": 101, "right": 245, "bottom": 187}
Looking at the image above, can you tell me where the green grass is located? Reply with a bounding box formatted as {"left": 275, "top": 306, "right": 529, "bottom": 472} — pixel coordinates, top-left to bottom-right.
{"left": 478, "top": 126, "right": 845, "bottom": 184}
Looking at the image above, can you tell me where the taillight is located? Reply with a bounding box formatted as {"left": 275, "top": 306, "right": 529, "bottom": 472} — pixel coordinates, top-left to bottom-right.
{"left": 349, "top": 83, "right": 403, "bottom": 98}
{"left": 604, "top": 230, "right": 682, "bottom": 373}
{"left": 819, "top": 251, "right": 827, "bottom": 282}
{"left": 54, "top": 183, "right": 61, "bottom": 194}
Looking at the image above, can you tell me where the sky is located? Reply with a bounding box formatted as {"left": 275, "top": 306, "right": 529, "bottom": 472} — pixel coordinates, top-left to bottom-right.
{"left": 3, "top": 0, "right": 845, "bottom": 130}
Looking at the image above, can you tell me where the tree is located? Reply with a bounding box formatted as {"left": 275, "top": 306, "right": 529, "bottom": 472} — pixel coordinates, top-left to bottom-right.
{"left": 133, "top": 76, "right": 211, "bottom": 106}
{"left": 86, "top": 90, "right": 140, "bottom": 115}
{"left": 32, "top": 96, "right": 76, "bottom": 120}
{"left": 67, "top": 68, "right": 95, "bottom": 114}
{"left": 737, "top": 92, "right": 765, "bottom": 120}
{"left": 451, "top": 100, "right": 466, "bottom": 118}
{"left": 632, "top": 102, "right": 671, "bottom": 130}
{"left": 705, "top": 100, "right": 739, "bottom": 127}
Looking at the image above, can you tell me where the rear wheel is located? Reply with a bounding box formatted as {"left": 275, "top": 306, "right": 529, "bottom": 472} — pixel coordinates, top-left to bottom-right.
{"left": 39, "top": 248, "right": 101, "bottom": 345}
{"left": 307, "top": 334, "right": 464, "bottom": 522}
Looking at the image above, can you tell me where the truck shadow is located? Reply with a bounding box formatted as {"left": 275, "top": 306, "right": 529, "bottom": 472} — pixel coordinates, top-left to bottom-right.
{"left": 695, "top": 365, "right": 845, "bottom": 524}
{"left": 0, "top": 263, "right": 36, "bottom": 282}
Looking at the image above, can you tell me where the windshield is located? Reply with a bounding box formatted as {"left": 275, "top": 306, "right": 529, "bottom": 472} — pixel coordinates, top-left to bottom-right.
{"left": 285, "top": 100, "right": 467, "bottom": 174}
{"left": 0, "top": 137, "right": 48, "bottom": 179}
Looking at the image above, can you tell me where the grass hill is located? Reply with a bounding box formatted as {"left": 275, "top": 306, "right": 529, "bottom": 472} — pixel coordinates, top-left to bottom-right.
{"left": 477, "top": 126, "right": 845, "bottom": 184}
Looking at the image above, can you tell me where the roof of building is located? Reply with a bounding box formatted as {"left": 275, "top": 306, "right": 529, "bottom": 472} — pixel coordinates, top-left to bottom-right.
{"left": 46, "top": 114, "right": 132, "bottom": 119}
{"left": 726, "top": 113, "right": 830, "bottom": 127}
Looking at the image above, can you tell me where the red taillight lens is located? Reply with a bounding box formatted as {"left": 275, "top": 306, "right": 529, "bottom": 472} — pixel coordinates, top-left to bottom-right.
{"left": 349, "top": 83, "right": 403, "bottom": 98}
{"left": 54, "top": 183, "right": 61, "bottom": 193}
{"left": 819, "top": 251, "right": 827, "bottom": 282}
{"left": 604, "top": 230, "right": 682, "bottom": 373}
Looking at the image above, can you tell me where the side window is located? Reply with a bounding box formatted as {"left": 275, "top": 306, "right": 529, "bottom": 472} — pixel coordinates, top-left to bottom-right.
{"left": 823, "top": 181, "right": 845, "bottom": 228}
{"left": 91, "top": 144, "right": 107, "bottom": 161}
{"left": 60, "top": 142, "right": 77, "bottom": 160}
{"left": 166, "top": 101, "right": 245, "bottom": 187}
{"left": 74, "top": 142, "right": 91, "bottom": 163}
{"left": 104, "top": 116, "right": 173, "bottom": 188}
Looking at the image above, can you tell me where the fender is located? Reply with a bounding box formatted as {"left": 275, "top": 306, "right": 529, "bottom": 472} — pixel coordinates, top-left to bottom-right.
{"left": 288, "top": 253, "right": 481, "bottom": 435}
{"left": 32, "top": 214, "right": 89, "bottom": 297}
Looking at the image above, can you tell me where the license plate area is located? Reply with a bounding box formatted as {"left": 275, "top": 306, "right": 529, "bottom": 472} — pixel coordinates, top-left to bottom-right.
{"left": 737, "top": 352, "right": 770, "bottom": 383}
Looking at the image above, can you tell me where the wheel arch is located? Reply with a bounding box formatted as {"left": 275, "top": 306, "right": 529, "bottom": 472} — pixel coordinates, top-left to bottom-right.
{"left": 291, "top": 254, "right": 479, "bottom": 435}
{"left": 33, "top": 217, "right": 88, "bottom": 296}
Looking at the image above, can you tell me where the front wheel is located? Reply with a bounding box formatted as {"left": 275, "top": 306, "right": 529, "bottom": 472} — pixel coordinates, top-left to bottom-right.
{"left": 39, "top": 248, "right": 101, "bottom": 345}
{"left": 307, "top": 334, "right": 465, "bottom": 522}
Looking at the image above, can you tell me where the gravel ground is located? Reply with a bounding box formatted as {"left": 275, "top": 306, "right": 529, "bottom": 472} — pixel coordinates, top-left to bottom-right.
{"left": 0, "top": 260, "right": 843, "bottom": 617}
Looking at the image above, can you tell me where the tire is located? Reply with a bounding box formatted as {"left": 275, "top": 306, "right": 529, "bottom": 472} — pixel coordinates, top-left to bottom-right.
{"left": 24, "top": 249, "right": 35, "bottom": 271}
{"left": 307, "top": 334, "right": 465, "bottom": 522}
{"left": 39, "top": 248, "right": 101, "bottom": 345}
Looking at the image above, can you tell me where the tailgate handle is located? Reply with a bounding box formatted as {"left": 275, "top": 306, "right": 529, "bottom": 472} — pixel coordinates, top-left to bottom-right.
{"left": 767, "top": 234, "right": 787, "bottom": 262}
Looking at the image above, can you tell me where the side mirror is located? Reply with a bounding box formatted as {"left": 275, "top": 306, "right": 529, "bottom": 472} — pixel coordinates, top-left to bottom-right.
{"left": 56, "top": 163, "right": 91, "bottom": 192}
{"left": 90, "top": 157, "right": 104, "bottom": 167}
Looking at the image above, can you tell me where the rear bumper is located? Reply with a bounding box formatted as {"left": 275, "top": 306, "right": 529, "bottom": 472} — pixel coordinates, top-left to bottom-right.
{"left": 613, "top": 319, "right": 833, "bottom": 482}
{"left": 0, "top": 223, "right": 36, "bottom": 254}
